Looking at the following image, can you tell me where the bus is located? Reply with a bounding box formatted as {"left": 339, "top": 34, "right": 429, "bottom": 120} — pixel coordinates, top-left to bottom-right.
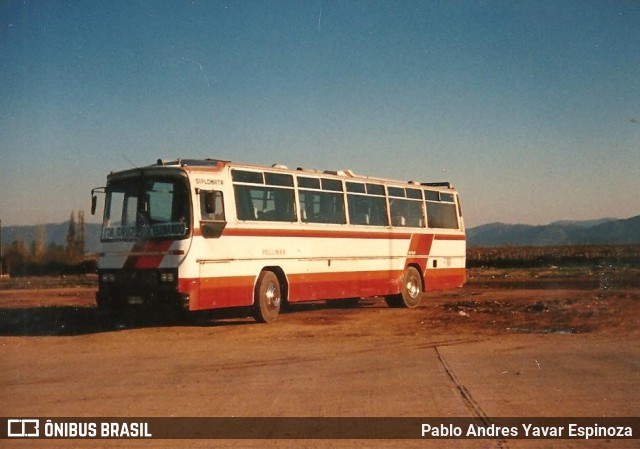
{"left": 91, "top": 158, "right": 465, "bottom": 323}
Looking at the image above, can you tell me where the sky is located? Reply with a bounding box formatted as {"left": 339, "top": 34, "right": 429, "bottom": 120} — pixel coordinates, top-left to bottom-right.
{"left": 1, "top": 0, "right": 639, "bottom": 228}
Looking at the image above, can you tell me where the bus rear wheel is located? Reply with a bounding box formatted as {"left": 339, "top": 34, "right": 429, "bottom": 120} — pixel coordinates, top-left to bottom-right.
{"left": 385, "top": 266, "right": 423, "bottom": 308}
{"left": 253, "top": 271, "right": 282, "bottom": 323}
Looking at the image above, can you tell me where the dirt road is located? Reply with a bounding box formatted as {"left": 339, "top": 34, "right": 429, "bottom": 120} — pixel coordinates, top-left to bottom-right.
{"left": 1, "top": 268, "right": 639, "bottom": 448}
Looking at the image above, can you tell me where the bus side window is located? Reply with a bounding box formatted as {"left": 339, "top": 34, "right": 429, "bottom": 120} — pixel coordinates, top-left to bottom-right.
{"left": 425, "top": 190, "right": 459, "bottom": 229}
{"left": 200, "top": 190, "right": 226, "bottom": 238}
{"left": 201, "top": 191, "right": 225, "bottom": 221}
{"left": 234, "top": 186, "right": 257, "bottom": 220}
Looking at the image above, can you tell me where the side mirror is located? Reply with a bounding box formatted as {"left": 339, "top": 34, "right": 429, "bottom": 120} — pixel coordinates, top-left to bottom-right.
{"left": 90, "top": 187, "right": 104, "bottom": 216}
{"left": 204, "top": 191, "right": 217, "bottom": 214}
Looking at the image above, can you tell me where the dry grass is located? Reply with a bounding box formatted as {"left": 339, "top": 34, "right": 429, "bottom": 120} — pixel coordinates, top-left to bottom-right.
{"left": 0, "top": 274, "right": 97, "bottom": 290}
{"left": 467, "top": 244, "right": 640, "bottom": 268}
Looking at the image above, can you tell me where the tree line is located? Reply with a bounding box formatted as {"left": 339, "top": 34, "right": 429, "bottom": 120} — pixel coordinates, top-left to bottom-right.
{"left": 1, "top": 211, "right": 96, "bottom": 276}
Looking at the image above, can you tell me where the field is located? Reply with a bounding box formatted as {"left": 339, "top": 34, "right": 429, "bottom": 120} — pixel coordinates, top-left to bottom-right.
{"left": 467, "top": 244, "right": 640, "bottom": 268}
{"left": 1, "top": 265, "right": 639, "bottom": 448}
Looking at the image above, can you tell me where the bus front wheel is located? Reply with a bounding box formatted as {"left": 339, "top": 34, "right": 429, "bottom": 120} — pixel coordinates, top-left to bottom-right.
{"left": 385, "top": 266, "right": 423, "bottom": 309}
{"left": 253, "top": 271, "right": 282, "bottom": 323}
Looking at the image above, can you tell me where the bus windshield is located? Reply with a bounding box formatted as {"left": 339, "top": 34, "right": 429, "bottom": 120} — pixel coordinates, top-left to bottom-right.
{"left": 101, "top": 176, "right": 190, "bottom": 241}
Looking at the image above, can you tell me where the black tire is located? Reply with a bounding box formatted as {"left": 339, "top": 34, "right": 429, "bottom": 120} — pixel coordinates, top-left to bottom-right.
{"left": 253, "top": 271, "right": 282, "bottom": 323}
{"left": 385, "top": 266, "right": 423, "bottom": 308}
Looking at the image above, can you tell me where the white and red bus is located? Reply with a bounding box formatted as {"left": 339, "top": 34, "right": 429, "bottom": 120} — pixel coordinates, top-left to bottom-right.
{"left": 91, "top": 158, "right": 465, "bottom": 322}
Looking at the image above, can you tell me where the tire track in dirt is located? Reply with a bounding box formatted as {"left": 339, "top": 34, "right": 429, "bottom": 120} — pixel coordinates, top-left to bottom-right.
{"left": 434, "top": 344, "right": 509, "bottom": 449}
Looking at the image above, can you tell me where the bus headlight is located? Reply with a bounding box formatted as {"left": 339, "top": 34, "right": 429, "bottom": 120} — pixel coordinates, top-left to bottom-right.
{"left": 160, "top": 272, "right": 175, "bottom": 283}
{"left": 101, "top": 273, "right": 116, "bottom": 283}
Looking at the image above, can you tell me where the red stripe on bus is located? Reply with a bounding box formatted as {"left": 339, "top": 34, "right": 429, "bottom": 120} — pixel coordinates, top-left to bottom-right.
{"left": 406, "top": 234, "right": 435, "bottom": 275}
{"left": 408, "top": 234, "right": 435, "bottom": 255}
{"left": 124, "top": 240, "right": 174, "bottom": 270}
{"left": 288, "top": 270, "right": 403, "bottom": 302}
{"left": 219, "top": 227, "right": 465, "bottom": 241}
{"left": 434, "top": 234, "right": 466, "bottom": 241}
{"left": 181, "top": 275, "right": 255, "bottom": 310}
{"left": 221, "top": 227, "right": 412, "bottom": 239}
{"left": 425, "top": 268, "right": 466, "bottom": 290}
{"left": 180, "top": 267, "right": 466, "bottom": 311}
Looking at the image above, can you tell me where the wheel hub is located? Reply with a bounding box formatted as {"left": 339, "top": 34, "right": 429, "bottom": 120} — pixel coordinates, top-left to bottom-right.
{"left": 265, "top": 283, "right": 281, "bottom": 308}
{"left": 406, "top": 277, "right": 420, "bottom": 299}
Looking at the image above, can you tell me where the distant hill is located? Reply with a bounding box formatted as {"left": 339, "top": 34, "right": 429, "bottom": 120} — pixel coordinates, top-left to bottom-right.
{"left": 467, "top": 216, "right": 640, "bottom": 247}
{"left": 549, "top": 218, "right": 617, "bottom": 228}
{"left": 2, "top": 215, "right": 639, "bottom": 253}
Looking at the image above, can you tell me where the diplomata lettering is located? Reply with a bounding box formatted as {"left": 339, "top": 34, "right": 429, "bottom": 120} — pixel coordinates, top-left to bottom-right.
{"left": 195, "top": 178, "right": 223, "bottom": 186}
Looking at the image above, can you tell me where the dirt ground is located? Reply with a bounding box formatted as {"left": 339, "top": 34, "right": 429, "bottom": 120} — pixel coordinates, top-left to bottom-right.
{"left": 1, "top": 267, "right": 639, "bottom": 449}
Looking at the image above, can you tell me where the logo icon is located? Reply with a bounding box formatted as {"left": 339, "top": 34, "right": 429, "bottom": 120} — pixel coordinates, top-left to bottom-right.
{"left": 7, "top": 419, "right": 40, "bottom": 438}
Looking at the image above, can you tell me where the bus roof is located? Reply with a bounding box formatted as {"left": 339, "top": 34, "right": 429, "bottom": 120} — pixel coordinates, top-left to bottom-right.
{"left": 108, "top": 158, "right": 457, "bottom": 191}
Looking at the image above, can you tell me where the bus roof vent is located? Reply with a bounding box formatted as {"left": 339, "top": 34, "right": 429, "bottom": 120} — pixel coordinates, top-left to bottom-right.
{"left": 181, "top": 159, "right": 221, "bottom": 167}
{"left": 296, "top": 167, "right": 322, "bottom": 173}
{"left": 156, "top": 159, "right": 223, "bottom": 167}
{"left": 323, "top": 169, "right": 356, "bottom": 177}
{"left": 272, "top": 164, "right": 288, "bottom": 169}
{"left": 422, "top": 182, "right": 453, "bottom": 188}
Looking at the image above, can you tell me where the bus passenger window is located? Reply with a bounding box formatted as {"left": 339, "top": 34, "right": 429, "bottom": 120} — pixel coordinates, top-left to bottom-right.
{"left": 425, "top": 190, "right": 459, "bottom": 229}
{"left": 234, "top": 186, "right": 257, "bottom": 220}
{"left": 347, "top": 195, "right": 388, "bottom": 226}
{"left": 234, "top": 185, "right": 296, "bottom": 222}
{"left": 299, "top": 190, "right": 346, "bottom": 224}
{"left": 388, "top": 187, "right": 425, "bottom": 228}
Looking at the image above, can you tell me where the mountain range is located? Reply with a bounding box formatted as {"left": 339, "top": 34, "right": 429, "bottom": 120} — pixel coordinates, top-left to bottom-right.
{"left": 1, "top": 215, "right": 639, "bottom": 254}
{"left": 467, "top": 215, "right": 640, "bottom": 247}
